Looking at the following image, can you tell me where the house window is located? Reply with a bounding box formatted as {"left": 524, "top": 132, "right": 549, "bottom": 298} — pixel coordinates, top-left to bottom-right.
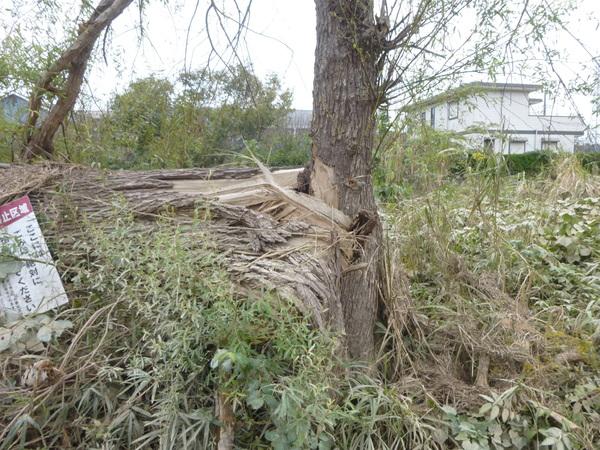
{"left": 430, "top": 106, "right": 436, "bottom": 128}
{"left": 541, "top": 139, "right": 559, "bottom": 151}
{"left": 448, "top": 101, "right": 458, "bottom": 120}
{"left": 420, "top": 111, "right": 426, "bottom": 123}
{"left": 509, "top": 139, "right": 527, "bottom": 154}
{"left": 483, "top": 138, "right": 495, "bottom": 151}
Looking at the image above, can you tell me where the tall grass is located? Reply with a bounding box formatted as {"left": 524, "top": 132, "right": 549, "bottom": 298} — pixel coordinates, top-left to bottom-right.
{"left": 2, "top": 147, "right": 600, "bottom": 448}
{"left": 380, "top": 149, "right": 600, "bottom": 449}
{"left": 0, "top": 212, "right": 440, "bottom": 449}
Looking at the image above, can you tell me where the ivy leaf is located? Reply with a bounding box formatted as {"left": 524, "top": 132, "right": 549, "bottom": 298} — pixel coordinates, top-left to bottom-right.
{"left": 37, "top": 325, "right": 53, "bottom": 342}
{"left": 433, "top": 427, "right": 448, "bottom": 444}
{"left": 49, "top": 320, "right": 73, "bottom": 336}
{"left": 556, "top": 236, "right": 575, "bottom": 248}
{"left": 246, "top": 389, "right": 264, "bottom": 410}
{"left": 509, "top": 430, "right": 527, "bottom": 450}
{"left": 0, "top": 260, "right": 22, "bottom": 281}
{"left": 441, "top": 405, "right": 457, "bottom": 416}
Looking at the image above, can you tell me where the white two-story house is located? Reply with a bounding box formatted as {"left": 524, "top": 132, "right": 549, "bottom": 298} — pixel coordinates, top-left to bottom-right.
{"left": 406, "top": 82, "right": 586, "bottom": 153}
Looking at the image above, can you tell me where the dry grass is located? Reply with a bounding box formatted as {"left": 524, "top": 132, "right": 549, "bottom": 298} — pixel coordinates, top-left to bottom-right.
{"left": 2, "top": 155, "right": 600, "bottom": 449}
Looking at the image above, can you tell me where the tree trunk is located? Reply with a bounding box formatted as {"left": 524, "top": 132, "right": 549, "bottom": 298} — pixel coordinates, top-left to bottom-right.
{"left": 309, "top": 0, "right": 382, "bottom": 360}
{"left": 22, "top": 0, "right": 134, "bottom": 160}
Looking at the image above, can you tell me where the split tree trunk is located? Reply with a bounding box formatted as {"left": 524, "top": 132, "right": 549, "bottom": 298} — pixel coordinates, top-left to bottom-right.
{"left": 308, "top": 0, "right": 382, "bottom": 360}
{"left": 22, "top": 0, "right": 133, "bottom": 160}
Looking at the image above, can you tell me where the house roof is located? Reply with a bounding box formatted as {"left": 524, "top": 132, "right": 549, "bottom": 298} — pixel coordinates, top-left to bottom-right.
{"left": 404, "top": 81, "right": 543, "bottom": 111}
{"left": 1, "top": 93, "right": 28, "bottom": 102}
{"left": 462, "top": 81, "right": 542, "bottom": 92}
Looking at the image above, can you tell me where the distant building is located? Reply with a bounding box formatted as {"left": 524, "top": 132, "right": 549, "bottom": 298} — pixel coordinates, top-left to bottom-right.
{"left": 405, "top": 82, "right": 586, "bottom": 153}
{"left": 1, "top": 94, "right": 30, "bottom": 124}
{"left": 1, "top": 93, "right": 49, "bottom": 125}
{"left": 575, "top": 142, "right": 600, "bottom": 153}
{"left": 284, "top": 109, "right": 312, "bottom": 135}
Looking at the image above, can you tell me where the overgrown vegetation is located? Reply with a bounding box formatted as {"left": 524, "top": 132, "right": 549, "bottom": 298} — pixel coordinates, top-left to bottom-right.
{"left": 378, "top": 136, "right": 600, "bottom": 448}
{"left": 0, "top": 210, "right": 428, "bottom": 449}
{"left": 60, "top": 68, "right": 310, "bottom": 169}
{"left": 0, "top": 66, "right": 311, "bottom": 168}
{"left": 2, "top": 144, "right": 600, "bottom": 448}
{"left": 2, "top": 0, "right": 599, "bottom": 446}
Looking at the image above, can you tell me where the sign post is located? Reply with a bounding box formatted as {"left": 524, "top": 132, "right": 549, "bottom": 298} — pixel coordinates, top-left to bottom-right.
{"left": 0, "top": 196, "right": 68, "bottom": 315}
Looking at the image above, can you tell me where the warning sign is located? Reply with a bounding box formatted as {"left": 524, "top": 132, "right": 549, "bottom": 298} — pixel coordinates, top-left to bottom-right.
{"left": 0, "top": 196, "right": 68, "bottom": 315}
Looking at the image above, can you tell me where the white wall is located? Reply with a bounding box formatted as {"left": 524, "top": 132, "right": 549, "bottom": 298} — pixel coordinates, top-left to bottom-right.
{"left": 415, "top": 89, "right": 584, "bottom": 152}
{"left": 463, "top": 132, "right": 578, "bottom": 154}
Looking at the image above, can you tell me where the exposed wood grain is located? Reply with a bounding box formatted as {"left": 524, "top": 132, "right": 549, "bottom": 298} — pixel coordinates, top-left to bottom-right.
{"left": 1, "top": 164, "right": 349, "bottom": 335}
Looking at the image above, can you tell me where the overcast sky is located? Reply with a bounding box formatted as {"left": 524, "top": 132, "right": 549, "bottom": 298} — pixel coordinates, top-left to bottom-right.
{"left": 3, "top": 0, "right": 600, "bottom": 126}
{"left": 88, "top": 1, "right": 317, "bottom": 109}
{"left": 90, "top": 0, "right": 600, "bottom": 126}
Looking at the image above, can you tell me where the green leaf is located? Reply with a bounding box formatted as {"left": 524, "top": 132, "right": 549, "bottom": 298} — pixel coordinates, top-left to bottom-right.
{"left": 563, "top": 435, "right": 572, "bottom": 450}
{"left": 0, "top": 327, "right": 11, "bottom": 352}
{"left": 540, "top": 437, "right": 557, "bottom": 446}
{"left": 489, "top": 405, "right": 500, "bottom": 421}
{"left": 36, "top": 325, "right": 53, "bottom": 342}
{"left": 479, "top": 403, "right": 492, "bottom": 415}
{"left": 556, "top": 236, "right": 574, "bottom": 247}
{"left": 441, "top": 405, "right": 457, "bottom": 416}
{"left": 0, "top": 260, "right": 22, "bottom": 281}
{"left": 246, "top": 389, "right": 264, "bottom": 410}
{"left": 509, "top": 430, "right": 527, "bottom": 450}
{"left": 221, "top": 358, "right": 233, "bottom": 372}
{"left": 50, "top": 320, "right": 73, "bottom": 335}
{"left": 433, "top": 427, "right": 448, "bottom": 444}
{"left": 318, "top": 435, "right": 333, "bottom": 450}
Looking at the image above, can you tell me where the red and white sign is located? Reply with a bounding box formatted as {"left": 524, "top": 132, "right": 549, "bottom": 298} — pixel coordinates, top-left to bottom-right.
{"left": 0, "top": 196, "right": 68, "bottom": 315}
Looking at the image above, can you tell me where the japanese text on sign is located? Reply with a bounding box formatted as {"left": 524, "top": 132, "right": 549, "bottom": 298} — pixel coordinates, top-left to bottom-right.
{"left": 0, "top": 196, "right": 68, "bottom": 315}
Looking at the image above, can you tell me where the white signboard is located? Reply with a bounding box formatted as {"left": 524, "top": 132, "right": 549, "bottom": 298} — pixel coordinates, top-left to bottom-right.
{"left": 0, "top": 195, "right": 68, "bottom": 315}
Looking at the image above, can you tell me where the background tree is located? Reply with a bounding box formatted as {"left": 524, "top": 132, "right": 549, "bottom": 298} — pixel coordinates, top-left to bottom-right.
{"left": 107, "top": 76, "right": 175, "bottom": 165}
{"left": 51, "top": 68, "right": 295, "bottom": 169}
{"left": 21, "top": 0, "right": 134, "bottom": 160}
{"left": 178, "top": 66, "right": 293, "bottom": 165}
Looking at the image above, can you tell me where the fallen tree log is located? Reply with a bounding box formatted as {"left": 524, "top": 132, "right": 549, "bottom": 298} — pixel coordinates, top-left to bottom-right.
{"left": 0, "top": 163, "right": 356, "bottom": 337}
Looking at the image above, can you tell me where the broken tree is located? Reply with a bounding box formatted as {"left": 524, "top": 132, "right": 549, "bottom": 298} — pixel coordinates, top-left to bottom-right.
{"left": 18, "top": 0, "right": 548, "bottom": 362}
{"left": 305, "top": 0, "right": 425, "bottom": 359}
{"left": 0, "top": 163, "right": 351, "bottom": 336}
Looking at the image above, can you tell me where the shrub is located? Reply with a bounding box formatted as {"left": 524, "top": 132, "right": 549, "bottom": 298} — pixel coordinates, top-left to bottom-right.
{"left": 241, "top": 133, "right": 310, "bottom": 167}
{"left": 374, "top": 123, "right": 470, "bottom": 200}
{"left": 503, "top": 151, "right": 553, "bottom": 174}
{"left": 577, "top": 152, "right": 600, "bottom": 174}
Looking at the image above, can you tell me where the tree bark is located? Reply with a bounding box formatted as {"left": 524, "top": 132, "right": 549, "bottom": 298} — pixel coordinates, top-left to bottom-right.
{"left": 22, "top": 0, "right": 134, "bottom": 160}
{"left": 309, "top": 0, "right": 382, "bottom": 360}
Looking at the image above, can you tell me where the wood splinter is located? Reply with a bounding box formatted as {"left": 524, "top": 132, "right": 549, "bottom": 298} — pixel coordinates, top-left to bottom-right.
{"left": 475, "top": 353, "right": 490, "bottom": 388}
{"left": 216, "top": 391, "right": 235, "bottom": 450}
